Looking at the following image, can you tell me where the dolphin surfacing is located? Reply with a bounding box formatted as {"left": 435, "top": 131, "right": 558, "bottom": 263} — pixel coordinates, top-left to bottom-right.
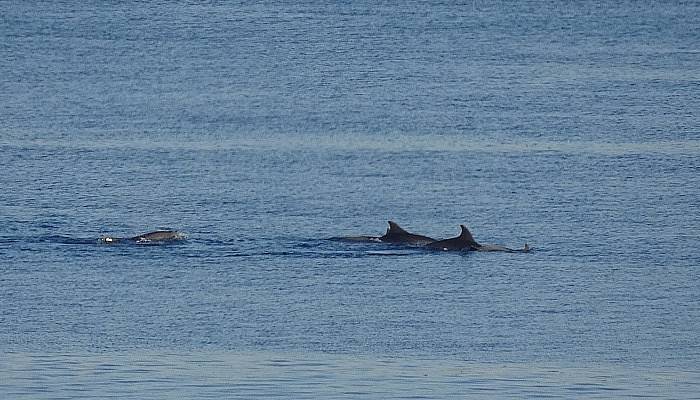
{"left": 425, "top": 225, "right": 529, "bottom": 252}
{"left": 379, "top": 221, "right": 436, "bottom": 246}
{"left": 99, "top": 230, "right": 186, "bottom": 244}
{"left": 334, "top": 221, "right": 435, "bottom": 246}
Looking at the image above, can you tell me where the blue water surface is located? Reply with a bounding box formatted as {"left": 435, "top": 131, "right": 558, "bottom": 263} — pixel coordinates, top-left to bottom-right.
{"left": 1, "top": 1, "right": 699, "bottom": 398}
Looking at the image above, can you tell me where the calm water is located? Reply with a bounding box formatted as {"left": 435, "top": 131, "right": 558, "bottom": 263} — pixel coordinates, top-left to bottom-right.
{"left": 2, "top": 1, "right": 699, "bottom": 398}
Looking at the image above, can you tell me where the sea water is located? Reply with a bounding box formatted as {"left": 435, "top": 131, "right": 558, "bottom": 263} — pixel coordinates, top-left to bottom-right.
{"left": 1, "top": 1, "right": 699, "bottom": 398}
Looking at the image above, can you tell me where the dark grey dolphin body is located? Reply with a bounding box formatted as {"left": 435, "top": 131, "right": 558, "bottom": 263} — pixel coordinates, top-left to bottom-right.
{"left": 336, "top": 221, "right": 435, "bottom": 246}
{"left": 425, "top": 225, "right": 529, "bottom": 252}
{"left": 131, "top": 230, "right": 186, "bottom": 242}
{"left": 99, "top": 230, "right": 186, "bottom": 244}
{"left": 379, "top": 221, "right": 436, "bottom": 245}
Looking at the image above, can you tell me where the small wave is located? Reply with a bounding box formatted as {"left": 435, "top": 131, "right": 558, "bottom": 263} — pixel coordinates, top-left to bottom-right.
{"left": 366, "top": 250, "right": 421, "bottom": 256}
{"left": 0, "top": 235, "right": 97, "bottom": 245}
{"left": 327, "top": 236, "right": 382, "bottom": 243}
{"left": 0, "top": 234, "right": 193, "bottom": 247}
{"left": 12, "top": 134, "right": 699, "bottom": 156}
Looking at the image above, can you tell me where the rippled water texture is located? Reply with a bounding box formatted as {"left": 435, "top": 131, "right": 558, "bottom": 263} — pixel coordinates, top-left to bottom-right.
{"left": 2, "top": 352, "right": 699, "bottom": 399}
{"left": 2, "top": 0, "right": 699, "bottom": 398}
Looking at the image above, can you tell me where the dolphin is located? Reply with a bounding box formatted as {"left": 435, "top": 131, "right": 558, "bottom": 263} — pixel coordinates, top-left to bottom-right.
{"left": 131, "top": 230, "right": 186, "bottom": 242}
{"left": 99, "top": 230, "right": 186, "bottom": 244}
{"left": 334, "top": 221, "right": 436, "bottom": 246}
{"left": 425, "top": 225, "right": 529, "bottom": 252}
{"left": 379, "top": 221, "right": 436, "bottom": 245}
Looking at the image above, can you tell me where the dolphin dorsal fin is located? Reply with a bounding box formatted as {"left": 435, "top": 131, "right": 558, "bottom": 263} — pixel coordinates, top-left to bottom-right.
{"left": 459, "top": 225, "right": 480, "bottom": 246}
{"left": 387, "top": 221, "right": 409, "bottom": 235}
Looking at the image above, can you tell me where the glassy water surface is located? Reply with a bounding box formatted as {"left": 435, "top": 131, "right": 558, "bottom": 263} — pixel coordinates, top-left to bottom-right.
{"left": 2, "top": 1, "right": 699, "bottom": 398}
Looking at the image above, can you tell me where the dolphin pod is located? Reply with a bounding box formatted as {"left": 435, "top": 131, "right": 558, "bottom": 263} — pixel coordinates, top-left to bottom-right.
{"left": 98, "top": 222, "right": 530, "bottom": 252}
{"left": 340, "top": 221, "right": 530, "bottom": 253}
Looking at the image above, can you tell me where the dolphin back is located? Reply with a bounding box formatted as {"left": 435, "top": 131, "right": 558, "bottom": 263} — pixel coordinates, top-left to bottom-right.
{"left": 131, "top": 230, "right": 186, "bottom": 242}
{"left": 380, "top": 221, "right": 436, "bottom": 245}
